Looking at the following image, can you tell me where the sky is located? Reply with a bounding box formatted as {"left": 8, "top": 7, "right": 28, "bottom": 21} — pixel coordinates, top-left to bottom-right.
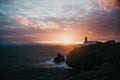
{"left": 0, "top": 0, "right": 120, "bottom": 44}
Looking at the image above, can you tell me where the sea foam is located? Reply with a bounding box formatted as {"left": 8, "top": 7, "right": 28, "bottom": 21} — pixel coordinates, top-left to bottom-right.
{"left": 45, "top": 58, "right": 72, "bottom": 69}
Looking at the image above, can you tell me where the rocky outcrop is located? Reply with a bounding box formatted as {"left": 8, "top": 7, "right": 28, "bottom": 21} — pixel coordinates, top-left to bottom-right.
{"left": 66, "top": 42, "right": 120, "bottom": 70}
{"left": 54, "top": 53, "right": 65, "bottom": 63}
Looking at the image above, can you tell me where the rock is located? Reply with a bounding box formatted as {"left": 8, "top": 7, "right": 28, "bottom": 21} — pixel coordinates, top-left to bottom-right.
{"left": 54, "top": 53, "right": 65, "bottom": 63}
{"left": 66, "top": 42, "right": 120, "bottom": 70}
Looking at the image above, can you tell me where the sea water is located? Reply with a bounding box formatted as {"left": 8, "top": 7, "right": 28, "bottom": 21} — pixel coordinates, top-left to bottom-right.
{"left": 0, "top": 43, "right": 78, "bottom": 69}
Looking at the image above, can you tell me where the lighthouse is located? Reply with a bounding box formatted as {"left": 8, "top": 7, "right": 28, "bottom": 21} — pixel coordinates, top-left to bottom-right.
{"left": 85, "top": 36, "right": 88, "bottom": 42}
{"left": 83, "top": 36, "right": 97, "bottom": 45}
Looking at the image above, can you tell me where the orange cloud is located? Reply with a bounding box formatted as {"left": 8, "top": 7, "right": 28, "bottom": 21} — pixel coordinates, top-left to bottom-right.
{"left": 39, "top": 22, "right": 59, "bottom": 30}
{"left": 64, "top": 25, "right": 72, "bottom": 31}
{"left": 98, "top": 0, "right": 120, "bottom": 11}
{"left": 11, "top": 16, "right": 59, "bottom": 30}
{"left": 12, "top": 17, "right": 32, "bottom": 26}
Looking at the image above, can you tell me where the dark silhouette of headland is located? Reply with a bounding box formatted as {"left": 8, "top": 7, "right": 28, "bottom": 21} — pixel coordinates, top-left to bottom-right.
{"left": 65, "top": 37, "right": 120, "bottom": 80}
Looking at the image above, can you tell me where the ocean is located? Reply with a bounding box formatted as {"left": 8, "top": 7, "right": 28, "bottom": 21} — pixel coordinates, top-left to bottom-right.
{"left": 0, "top": 43, "right": 79, "bottom": 69}
{"left": 0, "top": 43, "right": 79, "bottom": 80}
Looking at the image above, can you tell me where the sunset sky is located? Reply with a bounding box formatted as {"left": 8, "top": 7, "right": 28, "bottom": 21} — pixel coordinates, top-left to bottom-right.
{"left": 0, "top": 0, "right": 120, "bottom": 44}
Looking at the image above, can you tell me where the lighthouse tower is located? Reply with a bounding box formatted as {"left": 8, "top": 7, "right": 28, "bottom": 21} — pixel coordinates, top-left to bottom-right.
{"left": 85, "top": 36, "right": 88, "bottom": 42}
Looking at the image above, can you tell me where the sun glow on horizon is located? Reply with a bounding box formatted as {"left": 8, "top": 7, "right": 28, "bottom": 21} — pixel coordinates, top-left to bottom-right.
{"left": 35, "top": 34, "right": 82, "bottom": 44}
{"left": 56, "top": 35, "right": 74, "bottom": 44}
{"left": 35, "top": 41, "right": 81, "bottom": 44}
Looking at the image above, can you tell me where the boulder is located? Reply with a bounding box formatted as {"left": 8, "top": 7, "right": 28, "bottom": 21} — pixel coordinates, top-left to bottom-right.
{"left": 54, "top": 53, "right": 65, "bottom": 63}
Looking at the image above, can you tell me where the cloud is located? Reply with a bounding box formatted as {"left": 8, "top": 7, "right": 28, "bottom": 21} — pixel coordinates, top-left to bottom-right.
{"left": 39, "top": 22, "right": 59, "bottom": 30}
{"left": 64, "top": 25, "right": 72, "bottom": 31}
{"left": 11, "top": 17, "right": 32, "bottom": 26}
{"left": 97, "top": 0, "right": 120, "bottom": 11}
{"left": 0, "top": 0, "right": 120, "bottom": 43}
{"left": 11, "top": 16, "right": 59, "bottom": 30}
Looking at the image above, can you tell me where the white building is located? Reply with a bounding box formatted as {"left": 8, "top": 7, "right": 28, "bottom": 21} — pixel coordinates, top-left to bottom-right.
{"left": 83, "top": 37, "right": 98, "bottom": 46}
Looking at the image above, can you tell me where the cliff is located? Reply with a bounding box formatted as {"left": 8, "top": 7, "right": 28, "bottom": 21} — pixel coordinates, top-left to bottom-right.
{"left": 66, "top": 42, "right": 120, "bottom": 80}
{"left": 66, "top": 42, "right": 120, "bottom": 70}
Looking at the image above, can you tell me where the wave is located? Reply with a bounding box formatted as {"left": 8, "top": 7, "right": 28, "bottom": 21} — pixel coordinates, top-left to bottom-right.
{"left": 45, "top": 58, "right": 72, "bottom": 69}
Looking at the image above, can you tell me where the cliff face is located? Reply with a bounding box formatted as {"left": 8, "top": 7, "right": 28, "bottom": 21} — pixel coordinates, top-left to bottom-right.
{"left": 66, "top": 42, "right": 120, "bottom": 70}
